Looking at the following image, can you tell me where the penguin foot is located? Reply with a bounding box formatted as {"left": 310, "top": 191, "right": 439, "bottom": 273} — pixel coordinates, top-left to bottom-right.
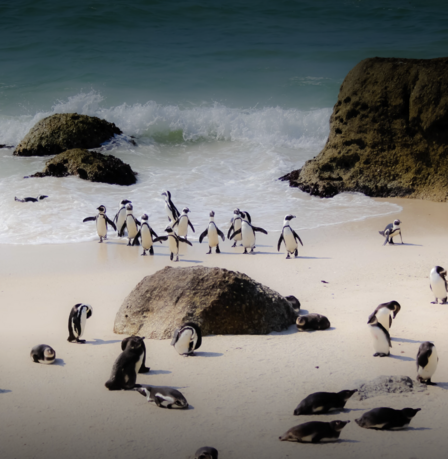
{"left": 216, "top": 245, "right": 220, "bottom": 254}
{"left": 431, "top": 301, "right": 438, "bottom": 304}
{"left": 77, "top": 339, "right": 86, "bottom": 344}
{"left": 231, "top": 241, "right": 237, "bottom": 247}
{"left": 286, "top": 254, "right": 290, "bottom": 259}
{"left": 206, "top": 248, "right": 211, "bottom": 254}
{"left": 99, "top": 238, "right": 103, "bottom": 243}
{"left": 250, "top": 248, "right": 254, "bottom": 253}
{"left": 243, "top": 248, "right": 247, "bottom": 254}
{"left": 139, "top": 366, "right": 150, "bottom": 373}
{"left": 373, "top": 352, "right": 389, "bottom": 357}
{"left": 141, "top": 252, "right": 147, "bottom": 256}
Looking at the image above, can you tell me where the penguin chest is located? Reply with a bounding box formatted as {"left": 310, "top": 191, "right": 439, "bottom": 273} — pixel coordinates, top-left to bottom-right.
{"left": 116, "top": 210, "right": 126, "bottom": 233}
{"left": 369, "top": 325, "right": 389, "bottom": 353}
{"left": 283, "top": 227, "right": 297, "bottom": 253}
{"left": 241, "top": 223, "right": 255, "bottom": 248}
{"left": 177, "top": 217, "right": 189, "bottom": 237}
{"left": 376, "top": 308, "right": 391, "bottom": 331}
{"left": 165, "top": 203, "right": 174, "bottom": 221}
{"left": 175, "top": 329, "right": 194, "bottom": 355}
{"left": 134, "top": 352, "right": 144, "bottom": 377}
{"left": 126, "top": 217, "right": 138, "bottom": 238}
{"left": 430, "top": 272, "right": 447, "bottom": 299}
{"left": 96, "top": 215, "right": 107, "bottom": 237}
{"left": 233, "top": 219, "right": 242, "bottom": 240}
{"left": 141, "top": 226, "right": 153, "bottom": 250}
{"left": 419, "top": 348, "right": 438, "bottom": 379}
{"left": 168, "top": 235, "right": 178, "bottom": 254}
{"left": 79, "top": 309, "right": 87, "bottom": 337}
{"left": 208, "top": 224, "right": 219, "bottom": 247}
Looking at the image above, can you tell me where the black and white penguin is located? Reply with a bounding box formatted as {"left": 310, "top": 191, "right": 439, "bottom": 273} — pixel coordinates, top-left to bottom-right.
{"left": 114, "top": 199, "right": 131, "bottom": 237}
{"left": 120, "top": 203, "right": 141, "bottom": 246}
{"left": 379, "top": 219, "right": 403, "bottom": 245}
{"left": 195, "top": 447, "right": 218, "bottom": 459}
{"left": 135, "top": 214, "right": 160, "bottom": 255}
{"left": 416, "top": 341, "right": 438, "bottom": 385}
{"left": 15, "top": 195, "right": 48, "bottom": 203}
{"left": 296, "top": 313, "right": 330, "bottom": 331}
{"left": 161, "top": 190, "right": 180, "bottom": 223}
{"left": 279, "top": 420, "right": 350, "bottom": 443}
{"left": 285, "top": 295, "right": 301, "bottom": 313}
{"left": 135, "top": 385, "right": 188, "bottom": 409}
{"left": 199, "top": 210, "right": 225, "bottom": 254}
{"left": 30, "top": 344, "right": 56, "bottom": 364}
{"left": 83, "top": 205, "right": 117, "bottom": 243}
{"left": 153, "top": 226, "right": 192, "bottom": 261}
{"left": 172, "top": 207, "right": 195, "bottom": 240}
{"left": 228, "top": 211, "right": 267, "bottom": 254}
{"left": 293, "top": 390, "right": 357, "bottom": 415}
{"left": 67, "top": 303, "right": 93, "bottom": 343}
{"left": 368, "top": 300, "right": 401, "bottom": 332}
{"left": 121, "top": 336, "right": 150, "bottom": 373}
{"left": 367, "top": 314, "right": 391, "bottom": 357}
{"left": 355, "top": 407, "right": 421, "bottom": 430}
{"left": 171, "top": 322, "right": 202, "bottom": 356}
{"left": 429, "top": 266, "right": 447, "bottom": 304}
{"left": 277, "top": 214, "right": 303, "bottom": 258}
{"left": 227, "top": 208, "right": 242, "bottom": 247}
{"left": 105, "top": 336, "right": 145, "bottom": 390}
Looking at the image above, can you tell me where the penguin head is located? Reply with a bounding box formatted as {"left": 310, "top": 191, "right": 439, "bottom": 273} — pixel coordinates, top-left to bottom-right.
{"left": 388, "top": 300, "right": 401, "bottom": 318}
{"left": 120, "top": 199, "right": 131, "bottom": 206}
{"left": 44, "top": 347, "right": 55, "bottom": 358}
{"left": 38, "top": 195, "right": 48, "bottom": 200}
{"left": 393, "top": 219, "right": 401, "bottom": 226}
{"left": 233, "top": 208, "right": 240, "bottom": 215}
{"left": 141, "top": 214, "right": 148, "bottom": 221}
{"left": 296, "top": 316, "right": 307, "bottom": 328}
{"left": 209, "top": 210, "right": 215, "bottom": 218}
{"left": 182, "top": 207, "right": 190, "bottom": 214}
{"left": 338, "top": 389, "right": 358, "bottom": 400}
{"left": 435, "top": 266, "right": 447, "bottom": 277}
{"left": 329, "top": 420, "right": 350, "bottom": 431}
{"left": 162, "top": 191, "right": 170, "bottom": 201}
{"left": 97, "top": 205, "right": 106, "bottom": 213}
{"left": 402, "top": 408, "right": 421, "bottom": 419}
{"left": 126, "top": 203, "right": 133, "bottom": 212}
{"left": 284, "top": 214, "right": 296, "bottom": 221}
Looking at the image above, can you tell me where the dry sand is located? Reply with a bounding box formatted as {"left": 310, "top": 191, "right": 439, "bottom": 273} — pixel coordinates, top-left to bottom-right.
{"left": 1, "top": 198, "right": 448, "bottom": 459}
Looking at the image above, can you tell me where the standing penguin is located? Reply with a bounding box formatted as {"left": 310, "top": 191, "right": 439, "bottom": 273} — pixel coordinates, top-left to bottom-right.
{"left": 172, "top": 207, "right": 195, "bottom": 241}
{"left": 135, "top": 214, "right": 160, "bottom": 255}
{"left": 162, "top": 190, "right": 180, "bottom": 223}
{"left": 416, "top": 341, "right": 438, "bottom": 385}
{"left": 367, "top": 314, "right": 391, "bottom": 357}
{"left": 429, "top": 266, "right": 447, "bottom": 304}
{"left": 229, "top": 211, "right": 268, "bottom": 254}
{"left": 153, "top": 226, "right": 192, "bottom": 261}
{"left": 67, "top": 303, "right": 93, "bottom": 343}
{"left": 199, "top": 210, "right": 225, "bottom": 254}
{"left": 114, "top": 199, "right": 131, "bottom": 237}
{"left": 368, "top": 301, "right": 401, "bottom": 332}
{"left": 277, "top": 214, "right": 303, "bottom": 258}
{"left": 228, "top": 208, "right": 242, "bottom": 247}
{"left": 120, "top": 203, "right": 141, "bottom": 246}
{"left": 379, "top": 219, "right": 403, "bottom": 245}
{"left": 83, "top": 205, "right": 116, "bottom": 243}
{"left": 171, "top": 322, "right": 202, "bottom": 356}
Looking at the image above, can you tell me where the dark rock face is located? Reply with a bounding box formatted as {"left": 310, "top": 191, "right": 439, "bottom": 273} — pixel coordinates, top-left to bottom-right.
{"left": 14, "top": 113, "right": 122, "bottom": 156}
{"left": 114, "top": 266, "right": 297, "bottom": 338}
{"left": 282, "top": 57, "right": 448, "bottom": 201}
{"left": 30, "top": 148, "right": 137, "bottom": 185}
{"left": 353, "top": 375, "right": 427, "bottom": 401}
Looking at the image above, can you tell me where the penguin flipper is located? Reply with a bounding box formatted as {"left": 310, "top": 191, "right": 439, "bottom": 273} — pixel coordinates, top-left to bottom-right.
{"left": 83, "top": 216, "right": 96, "bottom": 222}
{"left": 132, "top": 231, "right": 141, "bottom": 246}
{"left": 153, "top": 236, "right": 168, "bottom": 243}
{"left": 253, "top": 226, "right": 268, "bottom": 235}
{"left": 106, "top": 216, "right": 117, "bottom": 231}
{"left": 188, "top": 220, "right": 195, "bottom": 232}
{"left": 229, "top": 229, "right": 241, "bottom": 240}
{"left": 120, "top": 222, "right": 127, "bottom": 236}
{"left": 244, "top": 211, "right": 252, "bottom": 223}
{"left": 171, "top": 218, "right": 180, "bottom": 229}
{"left": 171, "top": 328, "right": 180, "bottom": 346}
{"left": 417, "top": 347, "right": 431, "bottom": 369}
{"left": 277, "top": 234, "right": 284, "bottom": 252}
{"left": 292, "top": 230, "right": 303, "bottom": 246}
{"left": 150, "top": 228, "right": 159, "bottom": 239}
{"left": 178, "top": 236, "right": 193, "bottom": 246}
{"left": 217, "top": 228, "right": 225, "bottom": 241}
{"left": 199, "top": 229, "right": 208, "bottom": 243}
{"left": 227, "top": 223, "right": 234, "bottom": 239}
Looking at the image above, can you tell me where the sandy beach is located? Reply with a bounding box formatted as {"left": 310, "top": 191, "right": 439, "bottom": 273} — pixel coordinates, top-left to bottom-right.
{"left": 2, "top": 197, "right": 448, "bottom": 459}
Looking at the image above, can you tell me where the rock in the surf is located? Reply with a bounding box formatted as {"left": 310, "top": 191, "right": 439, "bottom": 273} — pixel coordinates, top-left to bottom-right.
{"left": 114, "top": 266, "right": 297, "bottom": 338}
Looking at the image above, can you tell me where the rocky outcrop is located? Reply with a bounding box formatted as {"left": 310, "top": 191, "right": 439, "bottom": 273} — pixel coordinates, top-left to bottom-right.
{"left": 14, "top": 113, "right": 122, "bottom": 156}
{"left": 353, "top": 375, "right": 427, "bottom": 401}
{"left": 29, "top": 148, "right": 137, "bottom": 185}
{"left": 114, "top": 266, "right": 297, "bottom": 338}
{"left": 282, "top": 57, "right": 448, "bottom": 201}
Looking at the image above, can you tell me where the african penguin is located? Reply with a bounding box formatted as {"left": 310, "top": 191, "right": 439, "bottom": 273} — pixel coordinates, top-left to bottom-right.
{"left": 135, "top": 385, "right": 188, "bottom": 409}
{"left": 120, "top": 203, "right": 141, "bottom": 246}
{"left": 114, "top": 199, "right": 131, "bottom": 237}
{"left": 15, "top": 195, "right": 48, "bottom": 203}
{"left": 285, "top": 295, "right": 301, "bottom": 313}
{"left": 195, "top": 447, "right": 218, "bottom": 459}
{"left": 293, "top": 390, "right": 357, "bottom": 415}
{"left": 277, "top": 214, "right": 303, "bottom": 258}
{"left": 30, "top": 344, "right": 56, "bottom": 364}
{"left": 228, "top": 211, "right": 267, "bottom": 254}
{"left": 67, "top": 303, "right": 93, "bottom": 343}
{"left": 416, "top": 341, "right": 438, "bottom": 385}
{"left": 296, "top": 314, "right": 330, "bottom": 331}
{"left": 121, "top": 336, "right": 150, "bottom": 373}
{"left": 135, "top": 214, "right": 160, "bottom": 255}
{"left": 153, "top": 226, "right": 192, "bottom": 262}
{"left": 171, "top": 322, "right": 202, "bottom": 356}
{"left": 379, "top": 219, "right": 403, "bottom": 245}
{"left": 367, "top": 314, "right": 391, "bottom": 357}
{"left": 368, "top": 301, "right": 401, "bottom": 331}
{"left": 429, "top": 266, "right": 448, "bottom": 304}
{"left": 227, "top": 208, "right": 242, "bottom": 247}
{"left": 83, "top": 205, "right": 116, "bottom": 243}
{"left": 161, "top": 190, "right": 180, "bottom": 223}
{"left": 172, "top": 207, "right": 195, "bottom": 240}
{"left": 355, "top": 407, "right": 421, "bottom": 430}
{"left": 279, "top": 420, "right": 350, "bottom": 443}
{"left": 199, "top": 210, "right": 225, "bottom": 254}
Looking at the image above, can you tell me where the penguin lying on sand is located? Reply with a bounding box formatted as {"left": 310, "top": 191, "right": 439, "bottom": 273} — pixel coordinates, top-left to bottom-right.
{"left": 153, "top": 226, "right": 192, "bottom": 261}
{"left": 195, "top": 447, "right": 218, "bottom": 459}
{"left": 379, "top": 219, "right": 403, "bottom": 245}
{"left": 355, "top": 407, "right": 420, "bottom": 430}
{"left": 367, "top": 314, "right": 391, "bottom": 357}
{"left": 67, "top": 304, "right": 93, "bottom": 343}
{"left": 15, "top": 195, "right": 48, "bottom": 202}
{"left": 199, "top": 211, "right": 225, "bottom": 254}
{"left": 416, "top": 341, "right": 438, "bottom": 385}
{"left": 429, "top": 266, "right": 448, "bottom": 304}
{"left": 171, "top": 322, "right": 202, "bottom": 356}
{"left": 83, "top": 205, "right": 116, "bottom": 243}
{"left": 135, "top": 385, "right": 188, "bottom": 409}
{"left": 296, "top": 313, "right": 330, "bottom": 331}
{"left": 121, "top": 336, "right": 150, "bottom": 373}
{"left": 277, "top": 214, "right": 303, "bottom": 258}
{"left": 293, "top": 390, "right": 357, "bottom": 415}
{"left": 30, "top": 344, "right": 56, "bottom": 364}
{"left": 279, "top": 420, "right": 350, "bottom": 443}
{"left": 368, "top": 301, "right": 401, "bottom": 331}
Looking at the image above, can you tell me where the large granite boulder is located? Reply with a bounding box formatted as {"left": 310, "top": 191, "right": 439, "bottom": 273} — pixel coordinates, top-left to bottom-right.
{"left": 282, "top": 57, "right": 448, "bottom": 201}
{"left": 114, "top": 266, "right": 297, "bottom": 338}
{"left": 30, "top": 148, "right": 137, "bottom": 185}
{"left": 14, "top": 113, "right": 122, "bottom": 156}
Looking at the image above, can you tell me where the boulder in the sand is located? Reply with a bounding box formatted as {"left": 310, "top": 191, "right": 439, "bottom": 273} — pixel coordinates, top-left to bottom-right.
{"left": 353, "top": 375, "right": 427, "bottom": 401}
{"left": 29, "top": 148, "right": 137, "bottom": 185}
{"left": 281, "top": 57, "right": 448, "bottom": 201}
{"left": 113, "top": 266, "right": 297, "bottom": 338}
{"left": 14, "top": 113, "right": 122, "bottom": 156}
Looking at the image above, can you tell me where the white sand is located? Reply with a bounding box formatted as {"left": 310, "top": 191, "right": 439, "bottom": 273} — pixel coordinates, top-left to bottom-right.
{"left": 1, "top": 198, "right": 448, "bottom": 459}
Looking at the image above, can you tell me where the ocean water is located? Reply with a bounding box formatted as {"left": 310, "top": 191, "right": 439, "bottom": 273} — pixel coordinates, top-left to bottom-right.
{"left": 1, "top": 0, "right": 447, "bottom": 244}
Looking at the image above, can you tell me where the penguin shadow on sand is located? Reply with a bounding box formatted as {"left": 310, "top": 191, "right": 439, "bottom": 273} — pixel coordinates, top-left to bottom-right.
{"left": 89, "top": 339, "right": 122, "bottom": 346}
{"left": 388, "top": 353, "right": 414, "bottom": 362}
{"left": 53, "top": 358, "right": 66, "bottom": 366}
{"left": 191, "top": 351, "right": 223, "bottom": 357}
{"left": 429, "top": 381, "right": 448, "bottom": 391}
{"left": 0, "top": 389, "right": 12, "bottom": 394}
{"left": 147, "top": 369, "right": 172, "bottom": 375}
{"left": 390, "top": 337, "right": 421, "bottom": 344}
{"left": 270, "top": 323, "right": 303, "bottom": 336}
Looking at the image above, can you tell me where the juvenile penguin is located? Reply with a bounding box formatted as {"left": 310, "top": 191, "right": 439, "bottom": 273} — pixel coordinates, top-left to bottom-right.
{"left": 279, "top": 420, "right": 350, "bottom": 443}
{"left": 83, "top": 205, "right": 116, "bottom": 243}
{"left": 368, "top": 301, "right": 401, "bottom": 331}
{"left": 277, "top": 214, "right": 303, "bottom": 258}
{"left": 379, "top": 219, "right": 403, "bottom": 245}
{"left": 120, "top": 203, "right": 141, "bottom": 246}
{"left": 105, "top": 336, "right": 145, "bottom": 390}
{"left": 296, "top": 313, "right": 330, "bottom": 331}
{"left": 121, "top": 336, "right": 150, "bottom": 373}
{"left": 135, "top": 385, "right": 188, "bottom": 409}
{"left": 429, "top": 266, "right": 447, "bottom": 304}
{"left": 67, "top": 303, "right": 93, "bottom": 343}
{"left": 30, "top": 344, "right": 56, "bottom": 364}
{"left": 171, "top": 322, "right": 202, "bottom": 356}
{"left": 228, "top": 211, "right": 268, "bottom": 254}
{"left": 153, "top": 226, "right": 192, "bottom": 261}
{"left": 199, "top": 210, "right": 225, "bottom": 254}
{"left": 416, "top": 341, "right": 438, "bottom": 385}
{"left": 367, "top": 314, "right": 391, "bottom": 357}
{"left": 161, "top": 190, "right": 180, "bottom": 223}
{"left": 227, "top": 208, "right": 242, "bottom": 247}
{"left": 172, "top": 207, "right": 195, "bottom": 240}
{"left": 195, "top": 447, "right": 218, "bottom": 459}
{"left": 294, "top": 390, "right": 357, "bottom": 415}
{"left": 15, "top": 195, "right": 48, "bottom": 203}
{"left": 113, "top": 199, "right": 131, "bottom": 237}
{"left": 135, "top": 214, "right": 160, "bottom": 255}
{"left": 355, "top": 407, "right": 421, "bottom": 430}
